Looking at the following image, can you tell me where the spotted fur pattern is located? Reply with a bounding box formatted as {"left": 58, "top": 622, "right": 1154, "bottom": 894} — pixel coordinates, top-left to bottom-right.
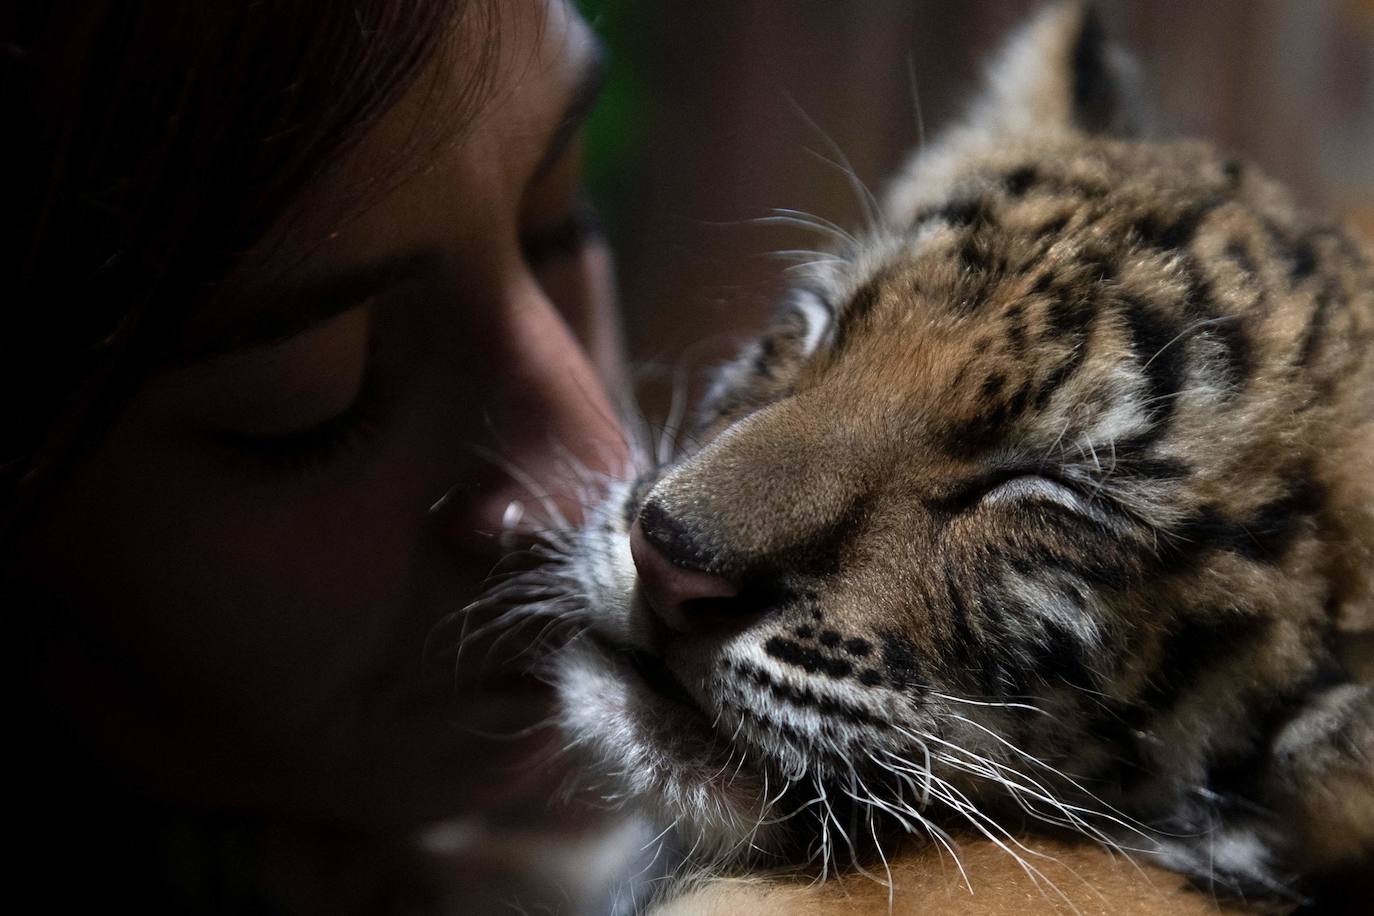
{"left": 502, "top": 2, "right": 1374, "bottom": 902}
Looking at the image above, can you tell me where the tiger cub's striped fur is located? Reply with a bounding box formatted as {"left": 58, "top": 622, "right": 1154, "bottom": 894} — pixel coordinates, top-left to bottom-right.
{"left": 526, "top": 2, "right": 1374, "bottom": 902}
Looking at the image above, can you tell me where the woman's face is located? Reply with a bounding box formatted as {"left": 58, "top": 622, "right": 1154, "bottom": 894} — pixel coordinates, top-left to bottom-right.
{"left": 22, "top": 1, "right": 623, "bottom": 828}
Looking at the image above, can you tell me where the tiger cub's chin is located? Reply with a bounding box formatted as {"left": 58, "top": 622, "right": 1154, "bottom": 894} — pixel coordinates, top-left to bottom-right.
{"left": 526, "top": 0, "right": 1374, "bottom": 904}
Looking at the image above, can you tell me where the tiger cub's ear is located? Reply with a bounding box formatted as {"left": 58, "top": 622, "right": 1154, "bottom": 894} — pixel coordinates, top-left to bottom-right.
{"left": 884, "top": 3, "right": 1143, "bottom": 224}
{"left": 970, "top": 1, "right": 1143, "bottom": 139}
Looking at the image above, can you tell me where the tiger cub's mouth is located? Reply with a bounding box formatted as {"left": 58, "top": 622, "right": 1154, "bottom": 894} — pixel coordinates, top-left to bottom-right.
{"left": 588, "top": 631, "right": 703, "bottom": 713}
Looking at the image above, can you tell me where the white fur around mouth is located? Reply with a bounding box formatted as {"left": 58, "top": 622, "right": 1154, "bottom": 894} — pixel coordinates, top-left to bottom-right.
{"left": 556, "top": 636, "right": 780, "bottom": 857}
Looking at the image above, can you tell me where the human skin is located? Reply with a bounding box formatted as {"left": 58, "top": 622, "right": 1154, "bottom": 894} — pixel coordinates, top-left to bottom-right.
{"left": 16, "top": 0, "right": 625, "bottom": 831}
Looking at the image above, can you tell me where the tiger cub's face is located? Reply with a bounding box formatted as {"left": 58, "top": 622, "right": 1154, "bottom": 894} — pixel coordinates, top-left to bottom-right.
{"left": 539, "top": 2, "right": 1374, "bottom": 893}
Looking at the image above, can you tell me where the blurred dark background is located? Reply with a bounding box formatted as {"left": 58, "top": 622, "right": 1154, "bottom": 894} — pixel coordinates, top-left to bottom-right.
{"left": 578, "top": 0, "right": 1374, "bottom": 420}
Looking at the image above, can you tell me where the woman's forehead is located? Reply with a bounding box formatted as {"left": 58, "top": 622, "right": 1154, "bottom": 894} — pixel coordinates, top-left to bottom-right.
{"left": 280, "top": 0, "right": 597, "bottom": 257}
{"left": 357, "top": 0, "right": 599, "bottom": 186}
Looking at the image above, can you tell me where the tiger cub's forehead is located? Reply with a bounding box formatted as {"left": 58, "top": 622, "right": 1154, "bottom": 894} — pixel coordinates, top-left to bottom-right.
{"left": 810, "top": 136, "right": 1242, "bottom": 317}
{"left": 785, "top": 138, "right": 1255, "bottom": 457}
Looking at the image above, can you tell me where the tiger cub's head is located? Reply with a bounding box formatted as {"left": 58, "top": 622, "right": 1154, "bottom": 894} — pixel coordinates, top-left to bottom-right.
{"left": 544, "top": 2, "right": 1374, "bottom": 891}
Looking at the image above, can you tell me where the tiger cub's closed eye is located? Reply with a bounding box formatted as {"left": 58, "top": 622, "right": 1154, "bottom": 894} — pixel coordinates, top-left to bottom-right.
{"left": 929, "top": 468, "right": 1086, "bottom": 515}
{"left": 980, "top": 474, "right": 1085, "bottom": 511}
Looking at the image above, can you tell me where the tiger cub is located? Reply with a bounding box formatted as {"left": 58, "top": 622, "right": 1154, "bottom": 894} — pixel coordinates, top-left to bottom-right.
{"left": 503, "top": 1, "right": 1374, "bottom": 904}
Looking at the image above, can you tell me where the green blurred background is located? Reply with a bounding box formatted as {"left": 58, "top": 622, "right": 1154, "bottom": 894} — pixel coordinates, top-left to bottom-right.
{"left": 576, "top": 0, "right": 652, "bottom": 232}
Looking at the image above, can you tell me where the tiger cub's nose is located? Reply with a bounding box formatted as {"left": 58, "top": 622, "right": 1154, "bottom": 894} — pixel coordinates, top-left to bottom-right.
{"left": 630, "top": 504, "right": 742, "bottom": 634}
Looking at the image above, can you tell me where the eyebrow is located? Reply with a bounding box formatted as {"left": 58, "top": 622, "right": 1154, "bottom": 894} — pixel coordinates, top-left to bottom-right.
{"left": 167, "top": 247, "right": 439, "bottom": 367}
{"left": 528, "top": 40, "right": 607, "bottom": 186}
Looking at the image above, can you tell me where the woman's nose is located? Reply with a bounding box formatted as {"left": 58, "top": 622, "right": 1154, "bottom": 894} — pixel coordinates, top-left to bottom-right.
{"left": 432, "top": 280, "right": 629, "bottom": 559}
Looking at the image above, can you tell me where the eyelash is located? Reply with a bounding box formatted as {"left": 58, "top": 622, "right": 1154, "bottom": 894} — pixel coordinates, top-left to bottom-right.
{"left": 521, "top": 202, "right": 604, "bottom": 267}
{"left": 219, "top": 368, "right": 385, "bottom": 475}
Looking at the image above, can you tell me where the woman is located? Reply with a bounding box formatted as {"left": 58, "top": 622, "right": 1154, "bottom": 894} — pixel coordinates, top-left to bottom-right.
{"left": 5, "top": 1, "right": 628, "bottom": 910}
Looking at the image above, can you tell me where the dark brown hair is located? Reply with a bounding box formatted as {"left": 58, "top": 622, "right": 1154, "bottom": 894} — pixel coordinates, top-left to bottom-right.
{"left": 3, "top": 4, "right": 507, "bottom": 904}
{"left": 2, "top": 0, "right": 486, "bottom": 535}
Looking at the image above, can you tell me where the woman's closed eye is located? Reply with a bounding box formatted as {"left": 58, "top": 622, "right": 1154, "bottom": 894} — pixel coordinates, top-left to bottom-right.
{"left": 521, "top": 201, "right": 604, "bottom": 268}
{"left": 159, "top": 303, "right": 387, "bottom": 475}
{"left": 216, "top": 367, "right": 385, "bottom": 474}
